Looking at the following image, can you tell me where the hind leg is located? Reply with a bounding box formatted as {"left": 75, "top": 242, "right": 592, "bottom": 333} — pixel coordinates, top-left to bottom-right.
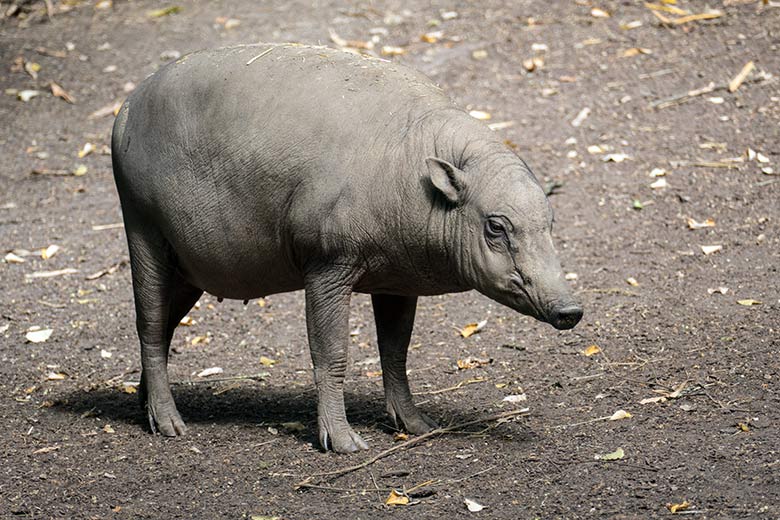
{"left": 127, "top": 225, "right": 196, "bottom": 436}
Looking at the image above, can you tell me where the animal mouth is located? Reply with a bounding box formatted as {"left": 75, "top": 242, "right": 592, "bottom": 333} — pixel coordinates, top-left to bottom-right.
{"left": 509, "top": 273, "right": 544, "bottom": 320}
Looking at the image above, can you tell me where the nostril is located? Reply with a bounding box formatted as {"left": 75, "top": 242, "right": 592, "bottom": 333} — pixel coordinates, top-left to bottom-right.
{"left": 551, "top": 304, "right": 583, "bottom": 330}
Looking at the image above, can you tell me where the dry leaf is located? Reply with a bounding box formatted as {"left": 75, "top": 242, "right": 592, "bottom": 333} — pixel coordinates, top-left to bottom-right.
{"left": 4, "top": 252, "right": 25, "bottom": 264}
{"left": 72, "top": 164, "right": 88, "bottom": 176}
{"left": 50, "top": 82, "right": 76, "bottom": 104}
{"left": 17, "top": 90, "right": 41, "bottom": 102}
{"left": 179, "top": 316, "right": 194, "bottom": 326}
{"left": 460, "top": 319, "right": 488, "bottom": 338}
{"left": 421, "top": 31, "right": 444, "bottom": 43}
{"left": 590, "top": 7, "right": 610, "bottom": 17}
{"left": 120, "top": 383, "right": 137, "bottom": 394}
{"left": 464, "top": 498, "right": 486, "bottom": 512}
{"left": 381, "top": 46, "right": 406, "bottom": 56}
{"left": 756, "top": 152, "right": 770, "bottom": 164}
{"left": 103, "top": 424, "right": 115, "bottom": 433}
{"left": 626, "top": 277, "right": 639, "bottom": 287}
{"left": 78, "top": 142, "right": 96, "bottom": 158}
{"left": 457, "top": 357, "right": 492, "bottom": 369}
{"left": 609, "top": 410, "right": 632, "bottom": 421}
{"left": 523, "top": 56, "right": 544, "bottom": 71}
{"left": 571, "top": 107, "right": 590, "bottom": 127}
{"left": 41, "top": 245, "right": 60, "bottom": 259}
{"left": 565, "top": 272, "right": 578, "bottom": 280}
{"left": 671, "top": 11, "right": 724, "bottom": 24}
{"left": 386, "top": 489, "right": 409, "bottom": 506}
{"left": 602, "top": 153, "right": 631, "bottom": 163}
{"left": 587, "top": 145, "right": 605, "bottom": 154}
{"left": 259, "top": 356, "right": 276, "bottom": 366}
{"left": 707, "top": 287, "right": 729, "bottom": 295}
{"left": 503, "top": 393, "right": 527, "bottom": 403}
{"left": 737, "top": 422, "right": 750, "bottom": 432}
{"left": 147, "top": 6, "right": 181, "bottom": 18}
{"left": 645, "top": 2, "right": 690, "bottom": 15}
{"left": 596, "top": 447, "right": 624, "bottom": 460}
{"left": 24, "top": 61, "right": 41, "bottom": 79}
{"left": 89, "top": 101, "right": 123, "bottom": 119}
{"left": 468, "top": 110, "right": 491, "bottom": 121}
{"left": 26, "top": 328, "right": 53, "bottom": 343}
{"left": 640, "top": 396, "right": 666, "bottom": 404}
{"left": 393, "top": 431, "right": 409, "bottom": 441}
{"left": 583, "top": 345, "right": 602, "bottom": 357}
{"left": 667, "top": 501, "right": 691, "bottom": 513}
{"left": 736, "top": 299, "right": 761, "bottom": 306}
{"left": 196, "top": 367, "right": 223, "bottom": 378}
{"left": 729, "top": 61, "right": 755, "bottom": 92}
{"left": 191, "top": 335, "right": 209, "bottom": 345}
{"left": 687, "top": 218, "right": 715, "bottom": 230}
{"left": 47, "top": 372, "right": 67, "bottom": 381}
{"left": 650, "top": 178, "right": 667, "bottom": 189}
{"left": 100, "top": 349, "right": 112, "bottom": 359}
{"left": 701, "top": 245, "right": 722, "bottom": 255}
{"left": 620, "top": 20, "right": 643, "bottom": 30}
{"left": 621, "top": 47, "right": 652, "bottom": 57}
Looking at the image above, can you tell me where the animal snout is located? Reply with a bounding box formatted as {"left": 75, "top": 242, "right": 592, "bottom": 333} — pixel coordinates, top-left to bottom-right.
{"left": 549, "top": 303, "right": 583, "bottom": 330}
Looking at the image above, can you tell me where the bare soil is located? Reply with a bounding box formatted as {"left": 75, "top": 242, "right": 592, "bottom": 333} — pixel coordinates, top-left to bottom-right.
{"left": 1, "top": 1, "right": 779, "bottom": 518}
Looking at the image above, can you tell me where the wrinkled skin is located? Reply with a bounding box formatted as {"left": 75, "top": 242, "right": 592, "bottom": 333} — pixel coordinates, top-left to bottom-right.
{"left": 111, "top": 43, "right": 582, "bottom": 453}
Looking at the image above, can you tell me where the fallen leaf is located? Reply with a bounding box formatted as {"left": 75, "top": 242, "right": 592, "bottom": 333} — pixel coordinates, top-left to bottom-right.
{"left": 707, "top": 287, "right": 729, "bottom": 295}
{"left": 47, "top": 372, "right": 67, "bottom": 381}
{"left": 736, "top": 299, "right": 761, "bottom": 306}
{"left": 4, "top": 252, "right": 25, "bottom": 264}
{"left": 571, "top": 107, "right": 590, "bottom": 127}
{"left": 26, "top": 328, "right": 53, "bottom": 343}
{"left": 625, "top": 277, "right": 639, "bottom": 287}
{"left": 50, "top": 82, "right": 76, "bottom": 104}
{"left": 590, "top": 7, "right": 610, "bottom": 17}
{"left": 650, "top": 178, "right": 667, "bottom": 189}
{"left": 523, "top": 56, "right": 544, "bottom": 72}
{"left": 191, "top": 335, "right": 209, "bottom": 345}
{"left": 147, "top": 6, "right": 181, "bottom": 18}
{"left": 179, "top": 316, "right": 195, "bottom": 326}
{"left": 421, "top": 30, "right": 444, "bottom": 43}
{"left": 582, "top": 345, "right": 601, "bottom": 357}
{"left": 457, "top": 357, "right": 492, "bottom": 370}
{"left": 103, "top": 424, "right": 115, "bottom": 433}
{"left": 0, "top": 324, "right": 9, "bottom": 334}
{"left": 708, "top": 96, "right": 725, "bottom": 104}
{"left": 24, "top": 61, "right": 41, "bottom": 79}
{"left": 259, "top": 356, "right": 276, "bottom": 366}
{"left": 729, "top": 61, "right": 755, "bottom": 92}
{"left": 596, "top": 447, "right": 624, "bottom": 461}
{"left": 737, "top": 422, "right": 750, "bottom": 432}
{"left": 468, "top": 110, "right": 491, "bottom": 121}
{"left": 196, "top": 367, "right": 223, "bottom": 377}
{"left": 88, "top": 101, "right": 123, "bottom": 119}
{"left": 86, "top": 261, "right": 125, "bottom": 280}
{"left": 41, "top": 245, "right": 60, "bottom": 259}
{"left": 120, "top": 383, "right": 137, "bottom": 394}
{"left": 393, "top": 431, "right": 409, "bottom": 442}
{"left": 609, "top": 409, "right": 632, "bottom": 421}
{"left": 17, "top": 90, "right": 41, "bottom": 102}
{"left": 621, "top": 47, "right": 652, "bottom": 57}
{"left": 632, "top": 199, "right": 644, "bottom": 210}
{"left": 386, "top": 489, "right": 409, "bottom": 506}
{"left": 761, "top": 167, "right": 774, "bottom": 175}
{"left": 503, "top": 393, "right": 527, "bottom": 403}
{"left": 701, "top": 245, "right": 722, "bottom": 255}
{"left": 472, "top": 49, "right": 488, "bottom": 60}
{"left": 620, "top": 20, "right": 643, "bottom": 29}
{"left": 645, "top": 2, "right": 690, "bottom": 15}
{"left": 381, "top": 46, "right": 406, "bottom": 56}
{"left": 687, "top": 218, "right": 715, "bottom": 230}
{"left": 667, "top": 501, "right": 690, "bottom": 514}
{"left": 565, "top": 272, "right": 578, "bottom": 281}
{"left": 460, "top": 319, "right": 488, "bottom": 338}
{"left": 650, "top": 169, "right": 667, "bottom": 178}
{"left": 602, "top": 153, "right": 631, "bottom": 163}
{"left": 464, "top": 498, "right": 486, "bottom": 512}
{"left": 756, "top": 152, "right": 770, "bottom": 164}
{"left": 78, "top": 142, "right": 96, "bottom": 158}
{"left": 640, "top": 396, "right": 666, "bottom": 404}
{"left": 587, "top": 145, "right": 605, "bottom": 154}
{"left": 100, "top": 349, "right": 112, "bottom": 359}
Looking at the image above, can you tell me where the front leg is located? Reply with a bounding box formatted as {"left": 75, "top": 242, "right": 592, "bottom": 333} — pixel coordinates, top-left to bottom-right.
{"left": 372, "top": 294, "right": 438, "bottom": 434}
{"left": 305, "top": 268, "right": 368, "bottom": 453}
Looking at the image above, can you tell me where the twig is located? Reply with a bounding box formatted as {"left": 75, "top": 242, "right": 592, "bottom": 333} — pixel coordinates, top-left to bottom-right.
{"left": 650, "top": 75, "right": 771, "bottom": 109}
{"left": 413, "top": 378, "right": 486, "bottom": 396}
{"left": 448, "top": 465, "right": 496, "bottom": 483}
{"left": 295, "top": 408, "right": 529, "bottom": 488}
{"left": 168, "top": 373, "right": 270, "bottom": 385}
{"left": 246, "top": 47, "right": 274, "bottom": 65}
{"left": 44, "top": 0, "right": 54, "bottom": 19}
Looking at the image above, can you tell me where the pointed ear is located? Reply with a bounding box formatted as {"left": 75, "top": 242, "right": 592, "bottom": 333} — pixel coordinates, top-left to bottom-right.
{"left": 426, "top": 157, "right": 467, "bottom": 204}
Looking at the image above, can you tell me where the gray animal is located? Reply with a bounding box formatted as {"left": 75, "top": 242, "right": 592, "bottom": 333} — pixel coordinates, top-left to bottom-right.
{"left": 111, "top": 43, "right": 582, "bottom": 453}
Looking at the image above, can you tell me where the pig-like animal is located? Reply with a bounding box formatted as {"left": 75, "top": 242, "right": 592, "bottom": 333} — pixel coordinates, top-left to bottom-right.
{"left": 111, "top": 43, "right": 582, "bottom": 453}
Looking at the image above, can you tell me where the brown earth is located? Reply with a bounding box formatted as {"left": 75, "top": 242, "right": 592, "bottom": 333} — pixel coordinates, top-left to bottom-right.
{"left": 1, "top": 1, "right": 779, "bottom": 518}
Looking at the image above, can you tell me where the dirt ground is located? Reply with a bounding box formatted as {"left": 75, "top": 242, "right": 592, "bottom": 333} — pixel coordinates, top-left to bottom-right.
{"left": 1, "top": 0, "right": 779, "bottom": 518}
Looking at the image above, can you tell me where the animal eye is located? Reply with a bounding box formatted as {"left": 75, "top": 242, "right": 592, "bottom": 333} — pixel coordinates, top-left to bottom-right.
{"left": 485, "top": 218, "right": 506, "bottom": 238}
